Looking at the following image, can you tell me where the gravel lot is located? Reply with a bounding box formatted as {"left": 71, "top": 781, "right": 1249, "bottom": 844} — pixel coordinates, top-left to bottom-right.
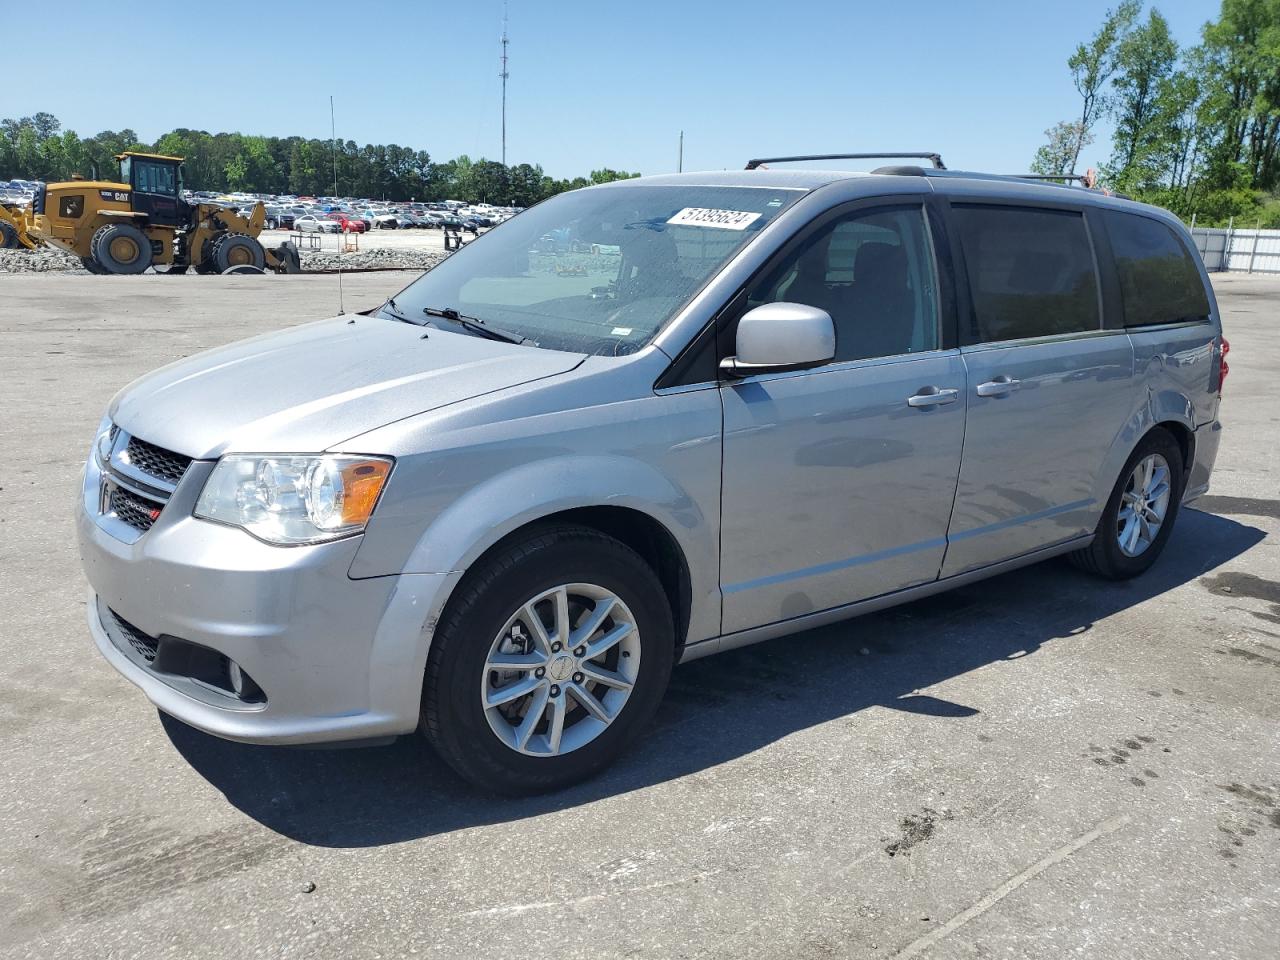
{"left": 0, "top": 226, "right": 459, "bottom": 273}
{"left": 0, "top": 271, "right": 1276, "bottom": 960}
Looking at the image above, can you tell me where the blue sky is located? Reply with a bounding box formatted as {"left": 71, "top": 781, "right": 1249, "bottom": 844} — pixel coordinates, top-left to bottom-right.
{"left": 9, "top": 0, "right": 1215, "bottom": 178}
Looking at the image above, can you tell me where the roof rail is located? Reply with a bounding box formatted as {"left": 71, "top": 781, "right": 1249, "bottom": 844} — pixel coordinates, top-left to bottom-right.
{"left": 1002, "top": 173, "right": 1087, "bottom": 183}
{"left": 745, "top": 152, "right": 945, "bottom": 171}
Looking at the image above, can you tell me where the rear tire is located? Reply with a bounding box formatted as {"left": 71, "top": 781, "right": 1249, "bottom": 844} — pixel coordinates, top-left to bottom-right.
{"left": 0, "top": 221, "right": 19, "bottom": 249}
{"left": 423, "top": 525, "right": 675, "bottom": 795}
{"left": 1068, "top": 428, "right": 1184, "bottom": 579}
{"left": 208, "top": 233, "right": 266, "bottom": 272}
{"left": 90, "top": 222, "right": 152, "bottom": 274}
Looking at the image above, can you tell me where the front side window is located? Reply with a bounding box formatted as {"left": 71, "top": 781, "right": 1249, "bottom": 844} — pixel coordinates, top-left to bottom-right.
{"left": 386, "top": 185, "right": 802, "bottom": 355}
{"left": 134, "top": 161, "right": 177, "bottom": 197}
{"left": 746, "top": 205, "right": 940, "bottom": 361}
{"left": 954, "top": 205, "right": 1101, "bottom": 343}
{"left": 1105, "top": 211, "right": 1210, "bottom": 326}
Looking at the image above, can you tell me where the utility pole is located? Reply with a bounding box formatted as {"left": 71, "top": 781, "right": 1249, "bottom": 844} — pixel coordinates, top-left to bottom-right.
{"left": 678, "top": 130, "right": 683, "bottom": 173}
{"left": 500, "top": 2, "right": 510, "bottom": 168}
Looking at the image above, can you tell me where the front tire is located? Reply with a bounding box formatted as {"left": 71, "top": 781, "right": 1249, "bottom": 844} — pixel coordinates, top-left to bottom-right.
{"left": 423, "top": 525, "right": 675, "bottom": 794}
{"left": 1069, "top": 428, "right": 1184, "bottom": 579}
{"left": 208, "top": 233, "right": 266, "bottom": 272}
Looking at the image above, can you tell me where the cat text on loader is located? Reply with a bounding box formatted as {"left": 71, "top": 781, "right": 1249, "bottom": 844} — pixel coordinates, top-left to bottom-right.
{"left": 27, "top": 152, "right": 301, "bottom": 275}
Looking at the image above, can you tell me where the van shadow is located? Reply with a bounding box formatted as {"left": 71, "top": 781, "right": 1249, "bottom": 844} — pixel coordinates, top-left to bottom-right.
{"left": 163, "top": 507, "right": 1263, "bottom": 848}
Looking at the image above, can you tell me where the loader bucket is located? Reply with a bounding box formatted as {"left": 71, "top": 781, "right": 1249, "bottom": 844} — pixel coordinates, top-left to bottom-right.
{"left": 267, "top": 240, "right": 302, "bottom": 274}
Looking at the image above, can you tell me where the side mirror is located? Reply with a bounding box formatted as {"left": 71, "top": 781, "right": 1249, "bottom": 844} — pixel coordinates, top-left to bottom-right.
{"left": 720, "top": 302, "right": 836, "bottom": 378}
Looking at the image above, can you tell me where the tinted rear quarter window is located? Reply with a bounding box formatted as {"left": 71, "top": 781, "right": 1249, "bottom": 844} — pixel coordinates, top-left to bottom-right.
{"left": 953, "top": 205, "right": 1101, "bottom": 343}
{"left": 1105, "top": 211, "right": 1210, "bottom": 326}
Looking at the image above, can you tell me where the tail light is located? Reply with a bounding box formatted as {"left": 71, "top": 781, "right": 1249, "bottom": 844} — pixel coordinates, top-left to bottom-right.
{"left": 1218, "top": 337, "right": 1230, "bottom": 394}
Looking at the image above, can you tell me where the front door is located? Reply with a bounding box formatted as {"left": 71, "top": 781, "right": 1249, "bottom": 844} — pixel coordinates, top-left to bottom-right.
{"left": 129, "top": 158, "right": 184, "bottom": 227}
{"left": 718, "top": 203, "right": 967, "bottom": 635}
{"left": 940, "top": 202, "right": 1136, "bottom": 576}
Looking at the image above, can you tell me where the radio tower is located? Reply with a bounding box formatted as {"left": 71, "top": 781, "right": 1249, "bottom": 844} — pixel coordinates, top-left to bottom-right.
{"left": 500, "top": 2, "right": 510, "bottom": 168}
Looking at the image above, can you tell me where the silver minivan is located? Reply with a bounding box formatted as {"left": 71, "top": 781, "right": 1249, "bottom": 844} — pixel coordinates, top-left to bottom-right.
{"left": 79, "top": 154, "right": 1225, "bottom": 793}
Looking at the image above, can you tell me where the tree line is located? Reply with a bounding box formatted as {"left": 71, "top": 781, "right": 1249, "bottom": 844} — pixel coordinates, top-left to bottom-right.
{"left": 0, "top": 116, "right": 638, "bottom": 206}
{"left": 1033, "top": 0, "right": 1280, "bottom": 226}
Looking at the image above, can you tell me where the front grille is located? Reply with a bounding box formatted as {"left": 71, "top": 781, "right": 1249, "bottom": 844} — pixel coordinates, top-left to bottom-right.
{"left": 109, "top": 609, "right": 159, "bottom": 663}
{"left": 123, "top": 436, "right": 191, "bottom": 486}
{"left": 110, "top": 485, "right": 162, "bottom": 532}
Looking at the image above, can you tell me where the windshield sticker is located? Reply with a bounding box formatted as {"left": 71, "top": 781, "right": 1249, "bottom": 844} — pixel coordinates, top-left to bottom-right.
{"left": 611, "top": 327, "right": 633, "bottom": 336}
{"left": 666, "top": 207, "right": 762, "bottom": 231}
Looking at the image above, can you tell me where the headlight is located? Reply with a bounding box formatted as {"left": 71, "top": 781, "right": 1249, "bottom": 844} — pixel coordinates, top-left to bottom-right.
{"left": 92, "top": 415, "right": 114, "bottom": 466}
{"left": 194, "top": 454, "right": 392, "bottom": 545}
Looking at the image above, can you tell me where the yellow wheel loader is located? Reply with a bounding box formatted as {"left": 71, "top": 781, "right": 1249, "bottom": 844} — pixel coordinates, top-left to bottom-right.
{"left": 25, "top": 153, "right": 300, "bottom": 275}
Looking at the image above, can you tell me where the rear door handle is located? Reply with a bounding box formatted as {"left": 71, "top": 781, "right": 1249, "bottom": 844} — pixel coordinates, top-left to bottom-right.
{"left": 907, "top": 387, "right": 960, "bottom": 408}
{"left": 976, "top": 377, "right": 1021, "bottom": 397}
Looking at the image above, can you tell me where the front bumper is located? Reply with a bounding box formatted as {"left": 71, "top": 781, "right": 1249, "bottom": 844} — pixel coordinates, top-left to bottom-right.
{"left": 78, "top": 452, "right": 450, "bottom": 745}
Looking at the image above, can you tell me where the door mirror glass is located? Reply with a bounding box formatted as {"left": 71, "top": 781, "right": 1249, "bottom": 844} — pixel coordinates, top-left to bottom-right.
{"left": 723, "top": 302, "right": 835, "bottom": 376}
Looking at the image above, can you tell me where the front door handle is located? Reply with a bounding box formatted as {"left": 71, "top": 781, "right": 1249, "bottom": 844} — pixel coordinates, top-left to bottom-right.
{"left": 907, "top": 387, "right": 960, "bottom": 408}
{"left": 976, "top": 377, "right": 1021, "bottom": 397}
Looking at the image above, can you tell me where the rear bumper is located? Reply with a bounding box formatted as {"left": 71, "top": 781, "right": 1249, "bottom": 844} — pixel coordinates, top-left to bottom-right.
{"left": 1184, "top": 418, "right": 1222, "bottom": 503}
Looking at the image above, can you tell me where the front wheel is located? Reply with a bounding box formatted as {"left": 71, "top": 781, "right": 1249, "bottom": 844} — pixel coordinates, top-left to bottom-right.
{"left": 423, "top": 526, "right": 674, "bottom": 794}
{"left": 208, "top": 233, "right": 266, "bottom": 272}
{"left": 1069, "top": 428, "right": 1184, "bottom": 579}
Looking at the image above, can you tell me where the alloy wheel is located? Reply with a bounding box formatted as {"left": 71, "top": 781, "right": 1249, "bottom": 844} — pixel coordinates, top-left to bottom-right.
{"left": 481, "top": 583, "right": 640, "bottom": 757}
{"left": 1117, "top": 453, "right": 1172, "bottom": 557}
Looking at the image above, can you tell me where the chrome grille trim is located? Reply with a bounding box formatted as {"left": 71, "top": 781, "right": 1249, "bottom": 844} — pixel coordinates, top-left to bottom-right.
{"left": 96, "top": 426, "right": 193, "bottom": 537}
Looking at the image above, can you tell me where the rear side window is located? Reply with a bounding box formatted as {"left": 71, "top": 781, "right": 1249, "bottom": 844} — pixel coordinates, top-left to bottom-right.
{"left": 953, "top": 205, "right": 1101, "bottom": 343}
{"left": 1105, "top": 212, "right": 1210, "bottom": 326}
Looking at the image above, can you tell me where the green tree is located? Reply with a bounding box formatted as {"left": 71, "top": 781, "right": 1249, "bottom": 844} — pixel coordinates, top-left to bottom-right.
{"left": 224, "top": 154, "right": 248, "bottom": 191}
{"left": 1032, "top": 120, "right": 1093, "bottom": 175}
{"left": 1200, "top": 0, "right": 1280, "bottom": 190}
{"left": 1108, "top": 8, "right": 1180, "bottom": 187}
{"left": 1067, "top": 0, "right": 1142, "bottom": 173}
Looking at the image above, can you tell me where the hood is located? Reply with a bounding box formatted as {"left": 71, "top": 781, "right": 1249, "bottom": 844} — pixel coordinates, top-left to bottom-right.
{"left": 109, "top": 315, "right": 586, "bottom": 458}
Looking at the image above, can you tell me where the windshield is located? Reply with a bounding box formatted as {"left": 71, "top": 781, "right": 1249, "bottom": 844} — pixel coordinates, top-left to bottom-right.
{"left": 385, "top": 184, "right": 803, "bottom": 355}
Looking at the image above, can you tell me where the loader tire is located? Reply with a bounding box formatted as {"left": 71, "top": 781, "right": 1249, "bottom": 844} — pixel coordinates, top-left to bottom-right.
{"left": 0, "top": 221, "right": 19, "bottom": 249}
{"left": 90, "top": 223, "right": 152, "bottom": 274}
{"left": 209, "top": 233, "right": 266, "bottom": 272}
{"left": 81, "top": 257, "right": 109, "bottom": 274}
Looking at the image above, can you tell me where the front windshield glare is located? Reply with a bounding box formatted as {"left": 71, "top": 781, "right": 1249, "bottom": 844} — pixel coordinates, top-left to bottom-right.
{"left": 387, "top": 185, "right": 802, "bottom": 355}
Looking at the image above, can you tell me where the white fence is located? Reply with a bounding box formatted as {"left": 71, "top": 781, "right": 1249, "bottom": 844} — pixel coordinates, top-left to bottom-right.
{"left": 1190, "top": 226, "right": 1280, "bottom": 274}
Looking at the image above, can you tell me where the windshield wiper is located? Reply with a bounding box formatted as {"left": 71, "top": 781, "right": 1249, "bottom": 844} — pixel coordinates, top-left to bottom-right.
{"left": 422, "top": 306, "right": 535, "bottom": 346}
{"left": 381, "top": 297, "right": 424, "bottom": 325}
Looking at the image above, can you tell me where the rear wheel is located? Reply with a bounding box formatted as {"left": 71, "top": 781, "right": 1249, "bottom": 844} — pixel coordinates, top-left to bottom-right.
{"left": 423, "top": 526, "right": 675, "bottom": 794}
{"left": 1069, "top": 429, "right": 1184, "bottom": 579}
{"left": 90, "top": 222, "right": 152, "bottom": 274}
{"left": 0, "top": 220, "right": 19, "bottom": 248}
{"left": 208, "top": 233, "right": 266, "bottom": 272}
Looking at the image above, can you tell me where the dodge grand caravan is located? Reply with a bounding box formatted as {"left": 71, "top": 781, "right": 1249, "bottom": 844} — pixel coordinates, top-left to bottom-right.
{"left": 79, "top": 153, "right": 1225, "bottom": 793}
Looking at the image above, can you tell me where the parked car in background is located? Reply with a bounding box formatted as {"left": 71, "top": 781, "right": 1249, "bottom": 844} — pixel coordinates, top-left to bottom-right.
{"left": 261, "top": 206, "right": 296, "bottom": 230}
{"left": 294, "top": 214, "right": 340, "bottom": 234}
{"left": 325, "top": 212, "right": 367, "bottom": 233}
